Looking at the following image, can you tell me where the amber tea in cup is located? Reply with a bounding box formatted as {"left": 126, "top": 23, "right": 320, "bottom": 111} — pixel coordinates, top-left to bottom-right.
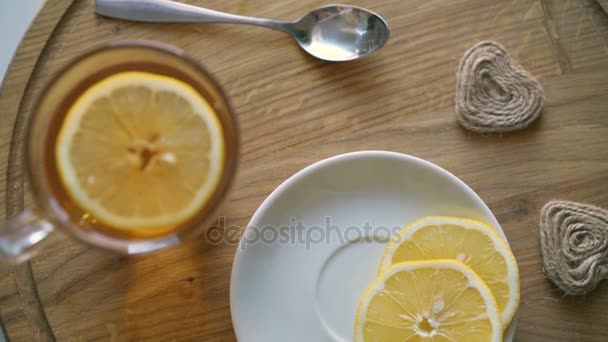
{"left": 1, "top": 41, "right": 238, "bottom": 262}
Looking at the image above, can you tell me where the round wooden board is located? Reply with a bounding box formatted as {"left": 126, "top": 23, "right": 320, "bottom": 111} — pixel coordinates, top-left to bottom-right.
{"left": 1, "top": 0, "right": 608, "bottom": 340}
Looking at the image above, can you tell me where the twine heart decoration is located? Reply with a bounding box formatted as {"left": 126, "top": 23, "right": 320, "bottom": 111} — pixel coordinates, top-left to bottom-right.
{"left": 455, "top": 41, "right": 544, "bottom": 133}
{"left": 540, "top": 200, "right": 608, "bottom": 295}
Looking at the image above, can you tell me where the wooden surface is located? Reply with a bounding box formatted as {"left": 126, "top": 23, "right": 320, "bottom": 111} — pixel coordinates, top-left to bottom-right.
{"left": 0, "top": 0, "right": 607, "bottom": 340}
{"left": 599, "top": 0, "right": 608, "bottom": 14}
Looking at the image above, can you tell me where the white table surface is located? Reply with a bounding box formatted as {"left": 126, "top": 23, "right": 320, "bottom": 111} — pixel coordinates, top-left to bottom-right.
{"left": 0, "top": 0, "right": 45, "bottom": 85}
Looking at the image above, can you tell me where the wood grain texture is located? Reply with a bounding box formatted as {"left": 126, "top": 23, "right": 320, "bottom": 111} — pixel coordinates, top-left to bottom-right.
{"left": 0, "top": 0, "right": 607, "bottom": 340}
{"left": 0, "top": 0, "right": 76, "bottom": 341}
{"left": 598, "top": 0, "right": 608, "bottom": 15}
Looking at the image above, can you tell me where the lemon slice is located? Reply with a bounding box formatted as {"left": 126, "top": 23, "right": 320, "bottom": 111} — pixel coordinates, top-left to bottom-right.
{"left": 379, "top": 216, "right": 519, "bottom": 326}
{"left": 56, "top": 71, "right": 225, "bottom": 231}
{"left": 355, "top": 260, "right": 502, "bottom": 342}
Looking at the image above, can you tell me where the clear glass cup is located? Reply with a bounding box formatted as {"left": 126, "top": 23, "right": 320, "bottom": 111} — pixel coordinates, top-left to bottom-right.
{"left": 0, "top": 41, "right": 239, "bottom": 262}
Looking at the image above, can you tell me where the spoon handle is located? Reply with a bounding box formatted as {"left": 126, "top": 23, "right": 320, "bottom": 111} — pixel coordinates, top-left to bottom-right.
{"left": 95, "top": 0, "right": 291, "bottom": 32}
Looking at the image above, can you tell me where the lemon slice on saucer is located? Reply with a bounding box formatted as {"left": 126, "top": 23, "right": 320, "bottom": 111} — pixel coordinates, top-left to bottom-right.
{"left": 355, "top": 260, "right": 502, "bottom": 342}
{"left": 379, "top": 216, "right": 519, "bottom": 326}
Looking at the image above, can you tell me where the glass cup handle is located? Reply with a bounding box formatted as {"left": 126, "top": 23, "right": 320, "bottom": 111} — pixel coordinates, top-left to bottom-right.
{"left": 0, "top": 209, "right": 54, "bottom": 263}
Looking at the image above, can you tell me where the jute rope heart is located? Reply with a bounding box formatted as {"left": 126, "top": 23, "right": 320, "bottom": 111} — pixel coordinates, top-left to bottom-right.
{"left": 455, "top": 41, "right": 544, "bottom": 133}
{"left": 540, "top": 200, "right": 608, "bottom": 295}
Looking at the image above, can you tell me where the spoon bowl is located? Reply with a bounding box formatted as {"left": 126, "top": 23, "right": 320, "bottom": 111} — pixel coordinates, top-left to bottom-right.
{"left": 292, "top": 5, "right": 390, "bottom": 61}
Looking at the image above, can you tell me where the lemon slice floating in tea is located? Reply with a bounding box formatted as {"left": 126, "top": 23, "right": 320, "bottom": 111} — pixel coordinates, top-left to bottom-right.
{"left": 355, "top": 260, "right": 503, "bottom": 342}
{"left": 56, "top": 71, "right": 225, "bottom": 232}
{"left": 379, "top": 216, "right": 520, "bottom": 326}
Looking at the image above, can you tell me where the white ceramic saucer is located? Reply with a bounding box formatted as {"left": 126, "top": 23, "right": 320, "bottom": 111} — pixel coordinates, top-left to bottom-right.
{"left": 230, "top": 151, "right": 515, "bottom": 341}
